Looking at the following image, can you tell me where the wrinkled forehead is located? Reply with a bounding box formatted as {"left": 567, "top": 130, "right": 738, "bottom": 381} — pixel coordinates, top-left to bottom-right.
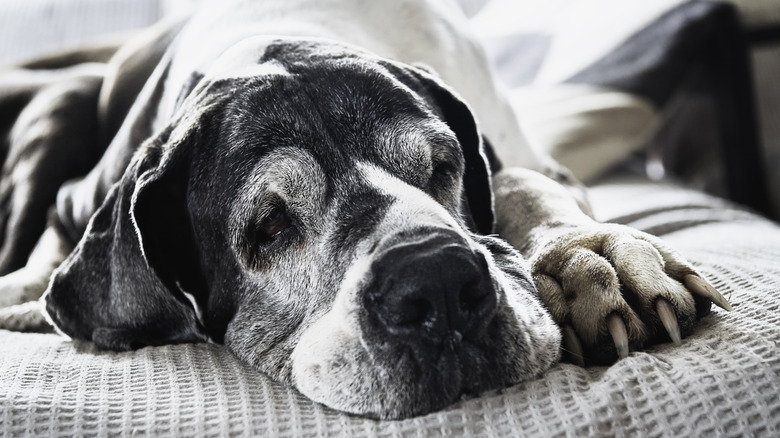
{"left": 217, "top": 62, "right": 460, "bottom": 188}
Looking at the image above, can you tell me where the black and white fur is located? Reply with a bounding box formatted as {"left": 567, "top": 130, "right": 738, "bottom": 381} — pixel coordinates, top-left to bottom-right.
{"left": 0, "top": 0, "right": 727, "bottom": 419}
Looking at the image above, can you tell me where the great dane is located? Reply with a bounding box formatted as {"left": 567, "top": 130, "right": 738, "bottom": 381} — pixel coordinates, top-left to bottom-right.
{"left": 0, "top": 0, "right": 730, "bottom": 419}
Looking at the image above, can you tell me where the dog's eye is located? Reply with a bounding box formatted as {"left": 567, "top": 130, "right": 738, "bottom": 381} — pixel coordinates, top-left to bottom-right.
{"left": 241, "top": 203, "right": 297, "bottom": 268}
{"left": 256, "top": 206, "right": 292, "bottom": 244}
{"left": 427, "top": 158, "right": 463, "bottom": 203}
{"left": 431, "top": 161, "right": 458, "bottom": 184}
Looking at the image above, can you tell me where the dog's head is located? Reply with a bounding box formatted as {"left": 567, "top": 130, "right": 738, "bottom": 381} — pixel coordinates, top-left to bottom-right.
{"left": 44, "top": 39, "right": 560, "bottom": 419}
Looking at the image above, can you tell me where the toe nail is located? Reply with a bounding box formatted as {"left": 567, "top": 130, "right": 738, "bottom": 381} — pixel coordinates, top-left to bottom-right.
{"left": 656, "top": 299, "right": 682, "bottom": 346}
{"left": 684, "top": 275, "right": 733, "bottom": 312}
{"left": 606, "top": 314, "right": 629, "bottom": 359}
{"left": 563, "top": 325, "right": 585, "bottom": 366}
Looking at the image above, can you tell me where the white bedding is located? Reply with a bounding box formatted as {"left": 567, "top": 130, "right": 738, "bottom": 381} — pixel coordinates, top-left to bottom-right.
{"left": 2, "top": 172, "right": 779, "bottom": 436}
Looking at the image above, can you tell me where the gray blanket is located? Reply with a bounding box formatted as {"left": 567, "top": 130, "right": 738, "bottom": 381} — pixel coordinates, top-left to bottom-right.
{"left": 2, "top": 172, "right": 778, "bottom": 436}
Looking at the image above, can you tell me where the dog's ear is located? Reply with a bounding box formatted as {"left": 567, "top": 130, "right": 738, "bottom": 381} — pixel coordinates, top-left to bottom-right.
{"left": 385, "top": 62, "right": 495, "bottom": 234}
{"left": 43, "top": 87, "right": 225, "bottom": 351}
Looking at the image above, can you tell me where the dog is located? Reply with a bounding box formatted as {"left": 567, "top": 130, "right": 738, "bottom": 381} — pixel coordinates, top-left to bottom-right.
{"left": 0, "top": 0, "right": 731, "bottom": 419}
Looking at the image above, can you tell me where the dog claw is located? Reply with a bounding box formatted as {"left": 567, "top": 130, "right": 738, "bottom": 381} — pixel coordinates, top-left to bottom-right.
{"left": 684, "top": 274, "right": 733, "bottom": 312}
{"left": 655, "top": 299, "right": 681, "bottom": 346}
{"left": 606, "top": 314, "right": 629, "bottom": 359}
{"left": 562, "top": 325, "right": 585, "bottom": 366}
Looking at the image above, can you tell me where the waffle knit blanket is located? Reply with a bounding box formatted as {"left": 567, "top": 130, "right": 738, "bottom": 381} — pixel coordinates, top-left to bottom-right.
{"left": 2, "top": 172, "right": 778, "bottom": 436}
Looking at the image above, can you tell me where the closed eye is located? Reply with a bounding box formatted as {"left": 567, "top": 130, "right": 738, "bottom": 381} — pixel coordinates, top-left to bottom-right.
{"left": 432, "top": 161, "right": 456, "bottom": 181}
{"left": 429, "top": 156, "right": 462, "bottom": 190}
{"left": 429, "top": 138, "right": 464, "bottom": 188}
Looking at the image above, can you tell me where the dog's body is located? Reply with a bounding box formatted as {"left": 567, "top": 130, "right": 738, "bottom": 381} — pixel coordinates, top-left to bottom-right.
{"left": 0, "top": 0, "right": 728, "bottom": 419}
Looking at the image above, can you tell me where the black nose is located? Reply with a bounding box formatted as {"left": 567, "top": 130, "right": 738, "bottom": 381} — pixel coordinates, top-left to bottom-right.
{"left": 365, "top": 232, "right": 497, "bottom": 345}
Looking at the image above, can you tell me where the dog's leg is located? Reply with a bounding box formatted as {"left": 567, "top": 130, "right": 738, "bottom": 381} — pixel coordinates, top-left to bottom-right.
{"left": 0, "top": 220, "right": 72, "bottom": 309}
{"left": 493, "top": 167, "right": 731, "bottom": 365}
{"left": 0, "top": 300, "right": 51, "bottom": 332}
{"left": 0, "top": 64, "right": 108, "bottom": 275}
{"left": 0, "top": 220, "right": 72, "bottom": 331}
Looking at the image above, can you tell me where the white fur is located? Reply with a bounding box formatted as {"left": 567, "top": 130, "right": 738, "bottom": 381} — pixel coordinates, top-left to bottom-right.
{"left": 359, "top": 162, "right": 464, "bottom": 232}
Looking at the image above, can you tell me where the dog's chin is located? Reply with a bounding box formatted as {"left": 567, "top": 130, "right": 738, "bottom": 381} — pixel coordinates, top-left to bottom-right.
{"left": 291, "top": 341, "right": 500, "bottom": 419}
{"left": 289, "top": 303, "right": 537, "bottom": 419}
{"left": 292, "top": 343, "right": 467, "bottom": 419}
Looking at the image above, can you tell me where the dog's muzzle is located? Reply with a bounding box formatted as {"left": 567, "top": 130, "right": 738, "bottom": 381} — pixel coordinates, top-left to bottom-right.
{"left": 290, "top": 225, "right": 558, "bottom": 419}
{"left": 364, "top": 230, "right": 497, "bottom": 358}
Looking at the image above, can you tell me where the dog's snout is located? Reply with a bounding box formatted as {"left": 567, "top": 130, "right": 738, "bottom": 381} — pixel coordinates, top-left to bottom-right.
{"left": 366, "top": 233, "right": 497, "bottom": 344}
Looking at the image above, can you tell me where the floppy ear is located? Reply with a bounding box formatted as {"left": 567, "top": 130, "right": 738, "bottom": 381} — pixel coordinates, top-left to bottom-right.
{"left": 43, "top": 90, "right": 223, "bottom": 351}
{"left": 384, "top": 62, "right": 496, "bottom": 235}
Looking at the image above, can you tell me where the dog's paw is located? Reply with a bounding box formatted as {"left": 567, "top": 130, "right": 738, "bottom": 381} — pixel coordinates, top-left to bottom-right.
{"left": 0, "top": 301, "right": 52, "bottom": 332}
{"left": 0, "top": 267, "right": 50, "bottom": 308}
{"left": 530, "top": 223, "right": 731, "bottom": 365}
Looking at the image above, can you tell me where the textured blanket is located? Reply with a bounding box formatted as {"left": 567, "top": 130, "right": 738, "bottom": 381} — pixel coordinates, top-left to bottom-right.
{"left": 2, "top": 172, "right": 779, "bottom": 436}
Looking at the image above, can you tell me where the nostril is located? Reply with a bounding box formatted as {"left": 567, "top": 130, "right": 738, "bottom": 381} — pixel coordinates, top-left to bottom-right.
{"left": 383, "top": 298, "right": 432, "bottom": 328}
